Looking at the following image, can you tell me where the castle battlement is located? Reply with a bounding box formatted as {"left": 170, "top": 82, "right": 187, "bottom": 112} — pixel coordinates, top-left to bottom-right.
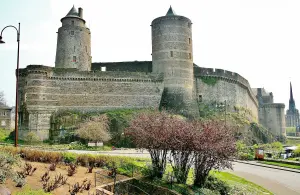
{"left": 262, "top": 103, "right": 285, "bottom": 108}
{"left": 194, "top": 66, "right": 258, "bottom": 108}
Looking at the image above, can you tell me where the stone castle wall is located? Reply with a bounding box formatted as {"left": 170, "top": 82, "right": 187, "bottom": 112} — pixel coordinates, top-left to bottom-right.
{"left": 194, "top": 66, "right": 259, "bottom": 120}
{"left": 259, "top": 103, "right": 286, "bottom": 136}
{"left": 18, "top": 65, "right": 164, "bottom": 140}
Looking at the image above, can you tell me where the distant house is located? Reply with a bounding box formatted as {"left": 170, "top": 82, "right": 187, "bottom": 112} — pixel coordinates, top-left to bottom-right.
{"left": 0, "top": 103, "right": 12, "bottom": 130}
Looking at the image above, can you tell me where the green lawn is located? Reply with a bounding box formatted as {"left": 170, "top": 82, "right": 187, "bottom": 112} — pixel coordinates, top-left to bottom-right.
{"left": 260, "top": 161, "right": 300, "bottom": 170}
{"left": 163, "top": 165, "right": 272, "bottom": 194}
{"left": 212, "top": 171, "right": 272, "bottom": 194}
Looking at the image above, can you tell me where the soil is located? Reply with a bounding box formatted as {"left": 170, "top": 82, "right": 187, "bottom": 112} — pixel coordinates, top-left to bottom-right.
{"left": 3, "top": 161, "right": 129, "bottom": 195}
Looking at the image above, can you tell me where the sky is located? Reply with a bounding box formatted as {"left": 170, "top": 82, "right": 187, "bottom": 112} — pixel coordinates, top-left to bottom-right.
{"left": 0, "top": 0, "right": 299, "bottom": 110}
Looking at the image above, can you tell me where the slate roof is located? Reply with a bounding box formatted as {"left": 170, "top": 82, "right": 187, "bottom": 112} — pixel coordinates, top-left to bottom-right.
{"left": 166, "top": 6, "right": 176, "bottom": 16}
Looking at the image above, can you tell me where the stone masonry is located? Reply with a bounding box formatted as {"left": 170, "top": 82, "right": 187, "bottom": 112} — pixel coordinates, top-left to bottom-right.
{"left": 17, "top": 6, "right": 286, "bottom": 140}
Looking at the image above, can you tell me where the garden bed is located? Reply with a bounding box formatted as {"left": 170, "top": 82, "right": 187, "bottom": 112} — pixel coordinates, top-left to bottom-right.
{"left": 2, "top": 160, "right": 128, "bottom": 194}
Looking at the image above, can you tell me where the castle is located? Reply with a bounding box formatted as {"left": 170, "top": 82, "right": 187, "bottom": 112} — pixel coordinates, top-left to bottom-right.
{"left": 17, "top": 6, "right": 286, "bottom": 140}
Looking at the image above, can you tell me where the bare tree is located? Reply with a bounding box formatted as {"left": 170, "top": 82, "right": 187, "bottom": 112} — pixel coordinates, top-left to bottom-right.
{"left": 0, "top": 91, "right": 6, "bottom": 106}
{"left": 75, "top": 114, "right": 111, "bottom": 146}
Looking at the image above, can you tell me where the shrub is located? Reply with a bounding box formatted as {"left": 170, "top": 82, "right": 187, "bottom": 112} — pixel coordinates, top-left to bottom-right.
{"left": 62, "top": 152, "right": 77, "bottom": 164}
{"left": 67, "top": 163, "right": 77, "bottom": 176}
{"left": 49, "top": 163, "right": 56, "bottom": 171}
{"left": 203, "top": 175, "right": 231, "bottom": 195}
{"left": 23, "top": 162, "right": 37, "bottom": 176}
{"left": 0, "top": 151, "right": 20, "bottom": 183}
{"left": 42, "top": 173, "right": 68, "bottom": 192}
{"left": 23, "top": 131, "right": 41, "bottom": 144}
{"left": 13, "top": 171, "right": 26, "bottom": 187}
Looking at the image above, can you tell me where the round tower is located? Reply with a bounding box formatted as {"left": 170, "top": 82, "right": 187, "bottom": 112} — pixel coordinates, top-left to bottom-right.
{"left": 151, "top": 6, "right": 198, "bottom": 117}
{"left": 55, "top": 6, "right": 91, "bottom": 71}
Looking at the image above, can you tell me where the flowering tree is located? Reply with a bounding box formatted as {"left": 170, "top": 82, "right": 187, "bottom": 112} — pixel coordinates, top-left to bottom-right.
{"left": 75, "top": 114, "right": 111, "bottom": 146}
{"left": 193, "top": 120, "right": 236, "bottom": 187}
{"left": 125, "top": 111, "right": 175, "bottom": 178}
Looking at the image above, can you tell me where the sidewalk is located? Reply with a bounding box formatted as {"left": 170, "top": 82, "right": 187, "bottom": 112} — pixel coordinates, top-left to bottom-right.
{"left": 234, "top": 160, "right": 300, "bottom": 173}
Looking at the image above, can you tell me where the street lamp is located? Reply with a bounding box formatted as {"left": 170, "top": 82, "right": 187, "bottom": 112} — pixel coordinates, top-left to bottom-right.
{"left": 0, "top": 23, "right": 20, "bottom": 147}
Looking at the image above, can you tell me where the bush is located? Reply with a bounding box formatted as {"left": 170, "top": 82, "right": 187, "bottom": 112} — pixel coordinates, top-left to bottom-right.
{"left": 0, "top": 128, "right": 10, "bottom": 141}
{"left": 23, "top": 131, "right": 41, "bottom": 144}
{"left": 62, "top": 152, "right": 77, "bottom": 163}
{"left": 203, "top": 175, "right": 231, "bottom": 195}
{"left": 0, "top": 151, "right": 20, "bottom": 183}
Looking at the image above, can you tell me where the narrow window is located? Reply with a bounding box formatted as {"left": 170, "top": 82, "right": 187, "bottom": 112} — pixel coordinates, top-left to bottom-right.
{"left": 101, "top": 67, "right": 106, "bottom": 71}
{"left": 170, "top": 51, "right": 173, "bottom": 57}
{"left": 73, "top": 56, "right": 76, "bottom": 62}
{"left": 199, "top": 95, "right": 202, "bottom": 102}
{"left": 74, "top": 46, "right": 75, "bottom": 52}
{"left": 189, "top": 38, "right": 191, "bottom": 44}
{"left": 86, "top": 46, "right": 87, "bottom": 52}
{"left": 189, "top": 53, "right": 192, "bottom": 59}
{"left": 71, "top": 31, "right": 74, "bottom": 35}
{"left": 71, "top": 21, "right": 74, "bottom": 25}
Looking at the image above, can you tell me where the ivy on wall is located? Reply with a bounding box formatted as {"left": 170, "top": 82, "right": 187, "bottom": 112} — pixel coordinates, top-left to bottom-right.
{"left": 200, "top": 76, "right": 218, "bottom": 86}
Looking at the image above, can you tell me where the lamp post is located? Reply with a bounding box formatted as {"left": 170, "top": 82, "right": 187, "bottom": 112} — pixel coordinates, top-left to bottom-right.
{"left": 0, "top": 23, "right": 20, "bottom": 147}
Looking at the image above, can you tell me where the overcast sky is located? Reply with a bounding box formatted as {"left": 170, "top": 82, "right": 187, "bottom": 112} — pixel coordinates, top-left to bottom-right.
{"left": 0, "top": 0, "right": 299, "bottom": 110}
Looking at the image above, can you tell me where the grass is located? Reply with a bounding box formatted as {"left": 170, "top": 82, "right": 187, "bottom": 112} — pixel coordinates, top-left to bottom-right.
{"left": 162, "top": 165, "right": 272, "bottom": 194}
{"left": 287, "top": 137, "right": 300, "bottom": 145}
{"left": 259, "top": 161, "right": 300, "bottom": 170}
{"left": 212, "top": 171, "right": 273, "bottom": 194}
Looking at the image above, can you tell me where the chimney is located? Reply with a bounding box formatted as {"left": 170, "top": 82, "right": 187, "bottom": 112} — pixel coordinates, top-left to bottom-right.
{"left": 78, "top": 7, "right": 83, "bottom": 18}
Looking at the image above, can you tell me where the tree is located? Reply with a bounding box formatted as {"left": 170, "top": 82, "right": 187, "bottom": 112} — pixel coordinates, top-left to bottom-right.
{"left": 75, "top": 114, "right": 111, "bottom": 145}
{"left": 125, "top": 111, "right": 175, "bottom": 178}
{"left": 193, "top": 119, "right": 236, "bottom": 187}
{"left": 0, "top": 91, "right": 6, "bottom": 106}
{"left": 168, "top": 119, "right": 196, "bottom": 184}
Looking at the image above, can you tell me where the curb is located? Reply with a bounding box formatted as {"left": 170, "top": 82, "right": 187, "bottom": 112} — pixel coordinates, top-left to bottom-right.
{"left": 234, "top": 160, "right": 300, "bottom": 174}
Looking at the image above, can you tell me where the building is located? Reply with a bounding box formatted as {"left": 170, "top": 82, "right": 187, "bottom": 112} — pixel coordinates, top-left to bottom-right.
{"left": 286, "top": 82, "right": 300, "bottom": 128}
{"left": 253, "top": 88, "right": 286, "bottom": 136}
{"left": 17, "top": 6, "right": 286, "bottom": 140}
{"left": 0, "top": 103, "right": 12, "bottom": 130}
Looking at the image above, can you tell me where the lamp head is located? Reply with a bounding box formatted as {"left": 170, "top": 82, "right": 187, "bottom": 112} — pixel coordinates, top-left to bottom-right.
{"left": 0, "top": 36, "right": 5, "bottom": 44}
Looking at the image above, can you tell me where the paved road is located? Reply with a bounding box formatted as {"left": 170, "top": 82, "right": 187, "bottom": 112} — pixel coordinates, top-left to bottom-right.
{"left": 70, "top": 150, "right": 300, "bottom": 194}
{"left": 230, "top": 162, "right": 300, "bottom": 195}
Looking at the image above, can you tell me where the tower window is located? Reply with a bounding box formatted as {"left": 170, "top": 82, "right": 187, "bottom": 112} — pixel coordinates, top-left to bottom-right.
{"left": 86, "top": 46, "right": 87, "bottom": 52}
{"left": 73, "top": 56, "right": 76, "bottom": 62}
{"left": 189, "top": 38, "right": 191, "bottom": 44}
{"left": 170, "top": 51, "right": 173, "bottom": 57}
{"left": 189, "top": 53, "right": 192, "bottom": 59}
{"left": 198, "top": 95, "right": 202, "bottom": 102}
{"left": 74, "top": 46, "right": 75, "bottom": 52}
{"left": 71, "top": 31, "right": 74, "bottom": 35}
{"left": 71, "top": 21, "right": 74, "bottom": 25}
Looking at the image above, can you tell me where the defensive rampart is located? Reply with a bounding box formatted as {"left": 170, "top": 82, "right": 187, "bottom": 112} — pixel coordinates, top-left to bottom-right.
{"left": 194, "top": 66, "right": 259, "bottom": 119}
{"left": 18, "top": 65, "right": 164, "bottom": 140}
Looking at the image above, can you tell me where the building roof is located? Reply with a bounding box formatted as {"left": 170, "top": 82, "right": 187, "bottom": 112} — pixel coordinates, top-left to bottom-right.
{"left": 61, "top": 5, "right": 85, "bottom": 23}
{"left": 66, "top": 5, "right": 79, "bottom": 17}
{"left": 166, "top": 6, "right": 176, "bottom": 16}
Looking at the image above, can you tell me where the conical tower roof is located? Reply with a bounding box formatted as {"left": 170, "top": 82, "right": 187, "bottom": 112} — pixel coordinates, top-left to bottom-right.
{"left": 61, "top": 5, "right": 85, "bottom": 23}
{"left": 66, "top": 5, "right": 79, "bottom": 17}
{"left": 166, "top": 6, "right": 176, "bottom": 16}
